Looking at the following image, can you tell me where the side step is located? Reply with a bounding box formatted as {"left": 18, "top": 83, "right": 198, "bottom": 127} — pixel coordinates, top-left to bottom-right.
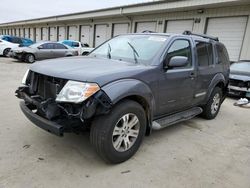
{"left": 152, "top": 107, "right": 203, "bottom": 130}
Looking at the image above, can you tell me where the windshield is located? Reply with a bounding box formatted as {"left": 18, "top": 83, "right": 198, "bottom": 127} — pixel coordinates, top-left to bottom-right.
{"left": 231, "top": 62, "right": 250, "bottom": 73}
{"left": 90, "top": 35, "right": 169, "bottom": 65}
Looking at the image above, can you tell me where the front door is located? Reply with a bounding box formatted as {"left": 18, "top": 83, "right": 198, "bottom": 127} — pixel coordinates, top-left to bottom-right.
{"left": 157, "top": 38, "right": 196, "bottom": 116}
{"left": 37, "top": 43, "right": 54, "bottom": 60}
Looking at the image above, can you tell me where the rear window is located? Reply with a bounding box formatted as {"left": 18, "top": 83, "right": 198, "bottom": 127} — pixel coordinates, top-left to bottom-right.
{"left": 216, "top": 43, "right": 230, "bottom": 65}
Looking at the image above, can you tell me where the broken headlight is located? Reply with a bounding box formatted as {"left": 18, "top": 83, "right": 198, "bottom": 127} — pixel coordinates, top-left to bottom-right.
{"left": 22, "top": 69, "right": 30, "bottom": 85}
{"left": 56, "top": 81, "right": 100, "bottom": 103}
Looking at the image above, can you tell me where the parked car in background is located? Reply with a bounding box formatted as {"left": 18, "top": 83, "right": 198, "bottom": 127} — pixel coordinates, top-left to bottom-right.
{"left": 228, "top": 60, "right": 250, "bottom": 98}
{"left": 59, "top": 40, "right": 94, "bottom": 55}
{"left": 0, "top": 39, "right": 19, "bottom": 57}
{"left": 0, "top": 35, "right": 34, "bottom": 47}
{"left": 9, "top": 41, "right": 78, "bottom": 63}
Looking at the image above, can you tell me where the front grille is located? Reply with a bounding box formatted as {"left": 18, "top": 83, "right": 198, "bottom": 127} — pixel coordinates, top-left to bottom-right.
{"left": 229, "top": 79, "right": 247, "bottom": 88}
{"left": 28, "top": 71, "right": 67, "bottom": 100}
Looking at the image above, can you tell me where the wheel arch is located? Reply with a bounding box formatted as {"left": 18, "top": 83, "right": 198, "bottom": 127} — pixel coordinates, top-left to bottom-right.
{"left": 205, "top": 73, "right": 227, "bottom": 103}
{"left": 102, "top": 79, "right": 155, "bottom": 136}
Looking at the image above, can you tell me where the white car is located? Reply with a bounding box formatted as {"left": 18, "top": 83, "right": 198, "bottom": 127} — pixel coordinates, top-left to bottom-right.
{"left": 59, "top": 40, "right": 94, "bottom": 56}
{"left": 0, "top": 39, "right": 19, "bottom": 57}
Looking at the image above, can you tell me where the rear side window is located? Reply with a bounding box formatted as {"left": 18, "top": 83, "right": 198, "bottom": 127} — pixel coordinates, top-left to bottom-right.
{"left": 216, "top": 44, "right": 230, "bottom": 65}
{"left": 196, "top": 41, "right": 213, "bottom": 67}
{"left": 72, "top": 42, "right": 80, "bottom": 47}
{"left": 41, "top": 43, "right": 55, "bottom": 49}
{"left": 55, "top": 43, "right": 67, "bottom": 49}
{"left": 167, "top": 39, "right": 192, "bottom": 68}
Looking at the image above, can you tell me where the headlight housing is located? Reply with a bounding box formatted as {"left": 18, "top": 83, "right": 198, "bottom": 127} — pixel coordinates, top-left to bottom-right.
{"left": 22, "top": 69, "right": 30, "bottom": 85}
{"left": 56, "top": 81, "right": 100, "bottom": 103}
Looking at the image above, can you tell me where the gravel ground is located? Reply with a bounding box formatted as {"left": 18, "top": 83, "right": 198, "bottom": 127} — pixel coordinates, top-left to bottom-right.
{"left": 0, "top": 57, "right": 250, "bottom": 188}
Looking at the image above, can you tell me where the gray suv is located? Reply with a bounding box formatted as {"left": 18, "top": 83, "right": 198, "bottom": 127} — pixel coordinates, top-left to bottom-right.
{"left": 16, "top": 31, "right": 230, "bottom": 163}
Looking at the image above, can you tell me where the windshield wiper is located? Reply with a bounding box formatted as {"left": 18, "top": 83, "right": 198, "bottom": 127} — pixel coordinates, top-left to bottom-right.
{"left": 107, "top": 43, "right": 112, "bottom": 59}
{"left": 127, "top": 42, "right": 139, "bottom": 64}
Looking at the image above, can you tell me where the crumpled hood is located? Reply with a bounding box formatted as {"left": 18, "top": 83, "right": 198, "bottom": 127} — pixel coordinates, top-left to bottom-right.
{"left": 30, "top": 56, "right": 153, "bottom": 86}
{"left": 230, "top": 73, "right": 250, "bottom": 82}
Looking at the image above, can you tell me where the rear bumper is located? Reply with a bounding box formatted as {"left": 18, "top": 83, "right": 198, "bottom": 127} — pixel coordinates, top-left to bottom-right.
{"left": 20, "top": 101, "right": 64, "bottom": 136}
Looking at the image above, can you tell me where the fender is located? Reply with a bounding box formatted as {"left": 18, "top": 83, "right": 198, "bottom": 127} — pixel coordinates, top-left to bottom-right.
{"left": 205, "top": 73, "right": 226, "bottom": 103}
{"left": 102, "top": 79, "right": 156, "bottom": 135}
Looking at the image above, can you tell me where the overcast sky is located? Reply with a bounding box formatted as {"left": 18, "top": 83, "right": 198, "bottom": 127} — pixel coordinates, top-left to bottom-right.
{"left": 0, "top": 0, "right": 153, "bottom": 24}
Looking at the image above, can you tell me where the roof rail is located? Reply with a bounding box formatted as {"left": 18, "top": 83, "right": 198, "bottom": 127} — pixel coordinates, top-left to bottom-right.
{"left": 142, "top": 30, "right": 157, "bottom": 33}
{"left": 183, "top": 30, "right": 219, "bottom": 41}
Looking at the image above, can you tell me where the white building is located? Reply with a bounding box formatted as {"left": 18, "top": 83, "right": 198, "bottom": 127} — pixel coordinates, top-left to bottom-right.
{"left": 0, "top": 0, "right": 250, "bottom": 62}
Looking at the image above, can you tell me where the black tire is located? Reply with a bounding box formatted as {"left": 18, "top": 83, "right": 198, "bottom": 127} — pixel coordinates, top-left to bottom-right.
{"left": 90, "top": 100, "right": 146, "bottom": 164}
{"left": 201, "top": 87, "right": 222, "bottom": 120}
{"left": 82, "top": 51, "right": 89, "bottom": 56}
{"left": 25, "top": 54, "right": 35, "bottom": 63}
{"left": 3, "top": 48, "right": 10, "bottom": 57}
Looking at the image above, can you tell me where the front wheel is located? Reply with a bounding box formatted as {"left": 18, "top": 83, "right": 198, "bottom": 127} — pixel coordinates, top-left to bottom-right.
{"left": 25, "top": 54, "right": 35, "bottom": 63}
{"left": 201, "top": 87, "right": 222, "bottom": 120}
{"left": 90, "top": 100, "right": 146, "bottom": 164}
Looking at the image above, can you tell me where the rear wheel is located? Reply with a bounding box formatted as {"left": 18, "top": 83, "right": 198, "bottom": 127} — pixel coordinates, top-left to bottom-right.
{"left": 201, "top": 87, "right": 222, "bottom": 120}
{"left": 82, "top": 51, "right": 89, "bottom": 56}
{"left": 25, "top": 54, "right": 35, "bottom": 63}
{"left": 90, "top": 100, "right": 146, "bottom": 164}
{"left": 3, "top": 48, "right": 10, "bottom": 57}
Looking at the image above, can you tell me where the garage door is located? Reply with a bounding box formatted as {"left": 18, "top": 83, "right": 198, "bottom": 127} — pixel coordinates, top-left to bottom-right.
{"left": 35, "top": 28, "right": 41, "bottom": 42}
{"left": 30, "top": 28, "right": 34, "bottom": 41}
{"left": 15, "top": 29, "right": 20, "bottom": 37}
{"left": 49, "top": 27, "right": 57, "bottom": 41}
{"left": 166, "top": 20, "right": 194, "bottom": 34}
{"left": 80, "top": 25, "right": 91, "bottom": 45}
{"left": 206, "top": 16, "right": 247, "bottom": 61}
{"left": 112, "top": 23, "right": 129, "bottom": 37}
{"left": 58, "top": 26, "right": 66, "bottom": 41}
{"left": 136, "top": 22, "right": 157, "bottom": 33}
{"left": 24, "top": 28, "right": 29, "bottom": 38}
{"left": 94, "top": 24, "right": 108, "bottom": 47}
{"left": 20, "top": 29, "right": 24, "bottom": 37}
{"left": 68, "top": 26, "right": 78, "bottom": 41}
{"left": 12, "top": 29, "right": 16, "bottom": 36}
{"left": 41, "top": 27, "right": 48, "bottom": 41}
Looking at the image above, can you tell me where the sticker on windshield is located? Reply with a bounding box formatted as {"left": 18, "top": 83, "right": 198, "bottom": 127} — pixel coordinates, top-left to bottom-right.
{"left": 148, "top": 36, "right": 167, "bottom": 42}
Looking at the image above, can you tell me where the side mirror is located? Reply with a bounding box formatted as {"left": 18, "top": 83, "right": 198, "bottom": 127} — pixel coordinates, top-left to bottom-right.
{"left": 166, "top": 56, "right": 188, "bottom": 68}
{"left": 37, "top": 46, "right": 43, "bottom": 50}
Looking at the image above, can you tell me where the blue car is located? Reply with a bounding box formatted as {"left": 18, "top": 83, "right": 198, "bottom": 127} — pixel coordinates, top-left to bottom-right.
{"left": 0, "top": 35, "right": 34, "bottom": 47}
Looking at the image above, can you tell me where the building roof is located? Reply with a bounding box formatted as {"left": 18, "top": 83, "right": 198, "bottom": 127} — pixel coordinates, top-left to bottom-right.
{"left": 0, "top": 0, "right": 249, "bottom": 27}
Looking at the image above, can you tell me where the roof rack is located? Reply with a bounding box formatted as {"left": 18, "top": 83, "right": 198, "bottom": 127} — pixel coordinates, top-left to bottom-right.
{"left": 183, "top": 30, "right": 219, "bottom": 41}
{"left": 142, "top": 30, "right": 157, "bottom": 33}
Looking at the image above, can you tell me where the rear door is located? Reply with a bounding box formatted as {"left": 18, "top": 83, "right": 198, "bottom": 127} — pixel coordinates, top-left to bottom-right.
{"left": 193, "top": 40, "right": 218, "bottom": 103}
{"left": 53, "top": 43, "right": 68, "bottom": 58}
{"left": 158, "top": 38, "right": 196, "bottom": 115}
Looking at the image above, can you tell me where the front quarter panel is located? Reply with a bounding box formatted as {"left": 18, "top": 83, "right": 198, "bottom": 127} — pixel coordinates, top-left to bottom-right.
{"left": 102, "top": 79, "right": 156, "bottom": 122}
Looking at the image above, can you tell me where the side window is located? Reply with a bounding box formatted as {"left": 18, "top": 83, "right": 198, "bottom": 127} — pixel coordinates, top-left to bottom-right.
{"left": 72, "top": 42, "right": 80, "bottom": 47}
{"left": 167, "top": 39, "right": 192, "bottom": 68}
{"left": 216, "top": 44, "right": 230, "bottom": 65}
{"left": 196, "top": 41, "right": 214, "bottom": 67}
{"left": 55, "top": 43, "right": 67, "bottom": 49}
{"left": 41, "top": 43, "right": 54, "bottom": 49}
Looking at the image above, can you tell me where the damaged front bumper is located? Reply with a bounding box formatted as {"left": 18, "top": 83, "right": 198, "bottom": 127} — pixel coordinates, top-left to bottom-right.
{"left": 16, "top": 86, "right": 112, "bottom": 136}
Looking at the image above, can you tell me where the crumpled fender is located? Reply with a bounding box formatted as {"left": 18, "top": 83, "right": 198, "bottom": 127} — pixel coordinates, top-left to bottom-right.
{"left": 102, "top": 79, "right": 155, "bottom": 134}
